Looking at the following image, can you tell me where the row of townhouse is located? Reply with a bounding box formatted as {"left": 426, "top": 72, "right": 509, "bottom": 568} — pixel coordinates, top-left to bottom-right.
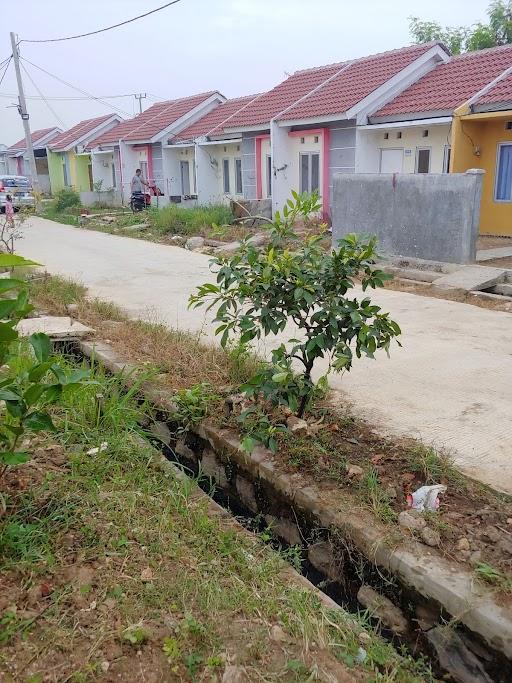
{"left": 6, "top": 41, "right": 512, "bottom": 235}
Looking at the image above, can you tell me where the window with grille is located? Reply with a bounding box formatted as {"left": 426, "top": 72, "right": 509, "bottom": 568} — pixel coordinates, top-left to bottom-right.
{"left": 299, "top": 152, "right": 320, "bottom": 193}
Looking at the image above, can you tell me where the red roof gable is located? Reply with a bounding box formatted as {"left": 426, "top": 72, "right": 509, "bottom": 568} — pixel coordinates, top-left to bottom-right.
{"left": 49, "top": 115, "right": 116, "bottom": 151}
{"left": 173, "top": 94, "right": 261, "bottom": 141}
{"left": 8, "top": 127, "right": 61, "bottom": 152}
{"left": 88, "top": 92, "right": 220, "bottom": 147}
{"left": 277, "top": 43, "right": 437, "bottom": 121}
{"left": 225, "top": 43, "right": 438, "bottom": 128}
{"left": 373, "top": 44, "right": 512, "bottom": 119}
{"left": 474, "top": 70, "right": 512, "bottom": 107}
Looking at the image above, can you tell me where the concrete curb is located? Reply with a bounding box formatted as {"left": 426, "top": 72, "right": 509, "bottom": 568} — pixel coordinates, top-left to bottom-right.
{"left": 77, "top": 338, "right": 512, "bottom": 662}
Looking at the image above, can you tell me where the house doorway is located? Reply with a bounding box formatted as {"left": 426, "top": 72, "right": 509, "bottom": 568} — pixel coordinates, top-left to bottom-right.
{"left": 380, "top": 148, "right": 403, "bottom": 173}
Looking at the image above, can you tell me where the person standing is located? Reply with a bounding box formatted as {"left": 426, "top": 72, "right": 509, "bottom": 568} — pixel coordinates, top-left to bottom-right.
{"left": 4, "top": 194, "right": 14, "bottom": 228}
{"left": 131, "top": 168, "right": 149, "bottom": 194}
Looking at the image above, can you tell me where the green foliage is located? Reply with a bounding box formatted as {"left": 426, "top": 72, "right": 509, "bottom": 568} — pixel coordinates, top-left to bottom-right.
{"left": 474, "top": 562, "right": 512, "bottom": 591}
{"left": 0, "top": 254, "right": 88, "bottom": 478}
{"left": 190, "top": 192, "right": 400, "bottom": 418}
{"left": 148, "top": 204, "right": 234, "bottom": 236}
{"left": 238, "top": 405, "right": 287, "bottom": 454}
{"left": 409, "top": 1, "right": 512, "bottom": 54}
{"left": 54, "top": 188, "right": 81, "bottom": 212}
{"left": 123, "top": 623, "right": 148, "bottom": 645}
{"left": 359, "top": 467, "right": 396, "bottom": 523}
{"left": 173, "top": 383, "right": 218, "bottom": 432}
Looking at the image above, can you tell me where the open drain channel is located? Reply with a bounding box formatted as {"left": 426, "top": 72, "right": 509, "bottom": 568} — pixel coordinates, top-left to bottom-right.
{"left": 58, "top": 339, "right": 512, "bottom": 683}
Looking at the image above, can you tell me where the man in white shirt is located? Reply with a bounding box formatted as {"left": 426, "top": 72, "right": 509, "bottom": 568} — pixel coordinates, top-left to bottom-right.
{"left": 131, "top": 168, "right": 149, "bottom": 194}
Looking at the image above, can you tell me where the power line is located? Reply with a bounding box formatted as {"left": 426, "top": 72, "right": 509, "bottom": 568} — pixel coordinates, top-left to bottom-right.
{"left": 0, "top": 92, "right": 150, "bottom": 101}
{"left": 20, "top": 0, "right": 183, "bottom": 44}
{"left": 20, "top": 56, "right": 131, "bottom": 117}
{"left": 0, "top": 56, "right": 12, "bottom": 89}
{"left": 20, "top": 60, "right": 67, "bottom": 129}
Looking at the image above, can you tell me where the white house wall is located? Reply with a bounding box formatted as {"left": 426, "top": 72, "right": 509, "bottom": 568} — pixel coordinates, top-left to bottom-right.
{"left": 195, "top": 141, "right": 243, "bottom": 204}
{"left": 91, "top": 152, "right": 116, "bottom": 190}
{"left": 356, "top": 123, "right": 452, "bottom": 173}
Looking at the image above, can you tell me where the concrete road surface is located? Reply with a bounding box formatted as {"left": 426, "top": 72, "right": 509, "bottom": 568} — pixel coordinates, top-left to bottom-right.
{"left": 19, "top": 217, "right": 512, "bottom": 494}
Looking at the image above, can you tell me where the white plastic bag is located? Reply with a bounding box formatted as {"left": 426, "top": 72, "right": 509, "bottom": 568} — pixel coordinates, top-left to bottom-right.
{"left": 407, "top": 484, "right": 447, "bottom": 512}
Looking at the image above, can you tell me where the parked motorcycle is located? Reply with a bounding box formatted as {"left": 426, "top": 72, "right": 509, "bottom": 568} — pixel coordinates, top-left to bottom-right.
{"left": 130, "top": 191, "right": 148, "bottom": 212}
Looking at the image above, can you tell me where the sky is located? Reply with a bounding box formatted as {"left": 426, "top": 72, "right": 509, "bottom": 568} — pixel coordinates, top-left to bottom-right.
{"left": 0, "top": 0, "right": 490, "bottom": 146}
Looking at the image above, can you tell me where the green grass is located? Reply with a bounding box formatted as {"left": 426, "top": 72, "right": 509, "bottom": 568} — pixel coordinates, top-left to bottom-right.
{"left": 406, "top": 444, "right": 466, "bottom": 491}
{"left": 0, "top": 358, "right": 432, "bottom": 681}
{"left": 147, "top": 203, "right": 234, "bottom": 236}
{"left": 359, "top": 467, "right": 397, "bottom": 524}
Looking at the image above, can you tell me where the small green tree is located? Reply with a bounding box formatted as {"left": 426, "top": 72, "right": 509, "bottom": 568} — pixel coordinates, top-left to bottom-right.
{"left": 190, "top": 192, "right": 401, "bottom": 419}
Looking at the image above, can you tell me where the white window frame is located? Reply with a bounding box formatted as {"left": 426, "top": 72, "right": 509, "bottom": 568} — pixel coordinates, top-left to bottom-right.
{"left": 494, "top": 142, "right": 512, "bottom": 203}
{"left": 265, "top": 154, "right": 272, "bottom": 198}
{"left": 443, "top": 145, "right": 451, "bottom": 174}
{"left": 62, "top": 154, "right": 71, "bottom": 186}
{"left": 415, "top": 147, "right": 431, "bottom": 174}
{"left": 222, "top": 158, "right": 230, "bottom": 194}
{"left": 234, "top": 158, "right": 242, "bottom": 195}
{"left": 299, "top": 151, "right": 320, "bottom": 194}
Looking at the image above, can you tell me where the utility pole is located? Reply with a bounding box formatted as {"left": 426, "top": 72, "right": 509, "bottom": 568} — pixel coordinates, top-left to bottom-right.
{"left": 134, "top": 92, "right": 147, "bottom": 114}
{"left": 10, "top": 32, "right": 39, "bottom": 191}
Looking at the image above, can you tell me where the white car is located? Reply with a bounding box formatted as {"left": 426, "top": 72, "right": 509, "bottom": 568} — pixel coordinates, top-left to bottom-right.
{"left": 0, "top": 175, "right": 36, "bottom": 211}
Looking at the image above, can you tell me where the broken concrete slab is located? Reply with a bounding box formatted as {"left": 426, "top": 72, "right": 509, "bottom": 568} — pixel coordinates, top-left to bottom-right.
{"left": 17, "top": 316, "right": 94, "bottom": 339}
{"left": 477, "top": 246, "right": 512, "bottom": 262}
{"left": 433, "top": 265, "right": 506, "bottom": 292}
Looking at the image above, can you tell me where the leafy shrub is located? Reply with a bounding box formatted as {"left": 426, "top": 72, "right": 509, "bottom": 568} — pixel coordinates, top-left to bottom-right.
{"left": 0, "top": 254, "right": 88, "bottom": 480}
{"left": 191, "top": 191, "right": 401, "bottom": 418}
{"left": 54, "top": 188, "right": 81, "bottom": 212}
{"left": 149, "top": 204, "right": 233, "bottom": 236}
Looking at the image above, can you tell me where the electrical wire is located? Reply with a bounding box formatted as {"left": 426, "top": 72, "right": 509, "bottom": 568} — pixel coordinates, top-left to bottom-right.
{"left": 0, "top": 56, "right": 12, "bottom": 89}
{"left": 20, "top": 0, "right": 183, "bottom": 43}
{"left": 0, "top": 92, "right": 149, "bottom": 101}
{"left": 0, "top": 55, "right": 12, "bottom": 71}
{"left": 20, "top": 56, "right": 131, "bottom": 116}
{"left": 20, "top": 60, "right": 67, "bottom": 129}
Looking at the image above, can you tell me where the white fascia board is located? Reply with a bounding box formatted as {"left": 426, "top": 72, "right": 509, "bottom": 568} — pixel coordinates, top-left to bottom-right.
{"left": 150, "top": 93, "right": 226, "bottom": 144}
{"left": 162, "top": 142, "right": 195, "bottom": 149}
{"left": 58, "top": 114, "right": 122, "bottom": 152}
{"left": 198, "top": 138, "right": 242, "bottom": 146}
{"left": 277, "top": 112, "right": 350, "bottom": 127}
{"left": 347, "top": 45, "right": 451, "bottom": 125}
{"left": 34, "top": 129, "right": 62, "bottom": 149}
{"left": 224, "top": 124, "right": 271, "bottom": 133}
{"left": 359, "top": 116, "right": 452, "bottom": 129}
{"left": 467, "top": 64, "right": 512, "bottom": 110}
{"left": 90, "top": 148, "right": 115, "bottom": 154}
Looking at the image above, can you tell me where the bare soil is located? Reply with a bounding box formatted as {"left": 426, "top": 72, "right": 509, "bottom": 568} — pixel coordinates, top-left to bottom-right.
{"left": 477, "top": 235, "right": 512, "bottom": 250}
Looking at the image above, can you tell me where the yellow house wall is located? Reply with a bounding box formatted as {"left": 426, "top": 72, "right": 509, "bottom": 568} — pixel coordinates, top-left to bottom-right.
{"left": 452, "top": 112, "right": 512, "bottom": 236}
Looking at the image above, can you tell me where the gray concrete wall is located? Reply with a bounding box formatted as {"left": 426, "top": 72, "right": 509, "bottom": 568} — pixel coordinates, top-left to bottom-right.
{"left": 331, "top": 170, "right": 484, "bottom": 264}
{"left": 80, "top": 190, "right": 122, "bottom": 207}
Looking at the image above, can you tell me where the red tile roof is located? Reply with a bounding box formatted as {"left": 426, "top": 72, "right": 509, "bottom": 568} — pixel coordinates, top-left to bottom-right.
{"left": 173, "top": 94, "right": 261, "bottom": 141}
{"left": 474, "top": 70, "right": 512, "bottom": 107}
{"left": 276, "top": 43, "right": 437, "bottom": 121}
{"left": 8, "top": 127, "right": 61, "bottom": 152}
{"left": 225, "top": 43, "right": 438, "bottom": 128}
{"left": 88, "top": 92, "right": 220, "bottom": 147}
{"left": 373, "top": 44, "right": 512, "bottom": 118}
{"left": 49, "top": 114, "right": 117, "bottom": 151}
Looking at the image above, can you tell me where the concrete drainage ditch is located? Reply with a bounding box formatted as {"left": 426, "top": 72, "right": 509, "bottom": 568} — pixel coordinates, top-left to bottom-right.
{"left": 54, "top": 338, "right": 512, "bottom": 682}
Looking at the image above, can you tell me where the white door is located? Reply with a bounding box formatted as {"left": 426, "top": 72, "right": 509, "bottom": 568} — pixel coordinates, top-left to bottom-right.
{"left": 380, "top": 148, "right": 403, "bottom": 173}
